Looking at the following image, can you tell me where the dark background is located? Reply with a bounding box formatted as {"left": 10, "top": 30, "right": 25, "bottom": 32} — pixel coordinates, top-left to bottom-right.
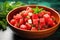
{"left": 1, "top": 0, "right": 60, "bottom": 10}
{"left": 0, "top": 0, "right": 60, "bottom": 40}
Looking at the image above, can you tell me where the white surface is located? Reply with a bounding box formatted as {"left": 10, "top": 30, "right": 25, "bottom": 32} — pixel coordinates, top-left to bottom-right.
{"left": 0, "top": 27, "right": 13, "bottom": 40}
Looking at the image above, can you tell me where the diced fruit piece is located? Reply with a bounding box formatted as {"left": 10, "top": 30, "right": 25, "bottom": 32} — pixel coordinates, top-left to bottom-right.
{"left": 19, "top": 10, "right": 25, "bottom": 15}
{"left": 13, "top": 14, "right": 22, "bottom": 20}
{"left": 20, "top": 24, "right": 27, "bottom": 30}
{"left": 28, "top": 19, "right": 32, "bottom": 24}
{"left": 19, "top": 19, "right": 23, "bottom": 25}
{"left": 33, "top": 19, "right": 38, "bottom": 25}
{"left": 24, "top": 18, "right": 28, "bottom": 22}
{"left": 26, "top": 23, "right": 32, "bottom": 30}
{"left": 26, "top": 16, "right": 30, "bottom": 19}
{"left": 39, "top": 18, "right": 45, "bottom": 25}
{"left": 43, "top": 14, "right": 50, "bottom": 22}
{"left": 10, "top": 19, "right": 16, "bottom": 25}
{"left": 38, "top": 11, "right": 45, "bottom": 17}
{"left": 22, "top": 11, "right": 28, "bottom": 17}
{"left": 41, "top": 10, "right": 51, "bottom": 15}
{"left": 26, "top": 7, "right": 33, "bottom": 12}
{"left": 39, "top": 18, "right": 46, "bottom": 29}
{"left": 46, "top": 11, "right": 51, "bottom": 15}
{"left": 51, "top": 16, "right": 55, "bottom": 21}
{"left": 39, "top": 25, "right": 44, "bottom": 30}
{"left": 35, "top": 25, "right": 39, "bottom": 30}
{"left": 31, "top": 27, "right": 37, "bottom": 31}
{"left": 32, "top": 14, "right": 38, "bottom": 19}
{"left": 39, "top": 24, "right": 48, "bottom": 30}
{"left": 43, "top": 14, "right": 50, "bottom": 18}
{"left": 28, "top": 12, "right": 33, "bottom": 16}
{"left": 47, "top": 18, "right": 55, "bottom": 26}
{"left": 14, "top": 22, "right": 19, "bottom": 28}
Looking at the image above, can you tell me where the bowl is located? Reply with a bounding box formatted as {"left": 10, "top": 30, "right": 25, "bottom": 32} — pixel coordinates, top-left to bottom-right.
{"left": 6, "top": 5, "right": 60, "bottom": 39}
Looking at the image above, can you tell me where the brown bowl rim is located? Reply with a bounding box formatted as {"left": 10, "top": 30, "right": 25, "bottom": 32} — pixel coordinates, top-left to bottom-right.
{"left": 6, "top": 5, "right": 60, "bottom": 32}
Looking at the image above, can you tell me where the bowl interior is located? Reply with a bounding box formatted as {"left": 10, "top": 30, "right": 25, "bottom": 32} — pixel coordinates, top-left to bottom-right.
{"left": 7, "top": 5, "right": 60, "bottom": 32}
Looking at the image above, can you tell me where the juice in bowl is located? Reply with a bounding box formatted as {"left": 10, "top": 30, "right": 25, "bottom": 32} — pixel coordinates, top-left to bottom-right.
{"left": 6, "top": 5, "right": 60, "bottom": 39}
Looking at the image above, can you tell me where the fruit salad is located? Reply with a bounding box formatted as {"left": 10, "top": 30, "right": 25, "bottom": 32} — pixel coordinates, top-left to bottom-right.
{"left": 10, "top": 7, "right": 56, "bottom": 31}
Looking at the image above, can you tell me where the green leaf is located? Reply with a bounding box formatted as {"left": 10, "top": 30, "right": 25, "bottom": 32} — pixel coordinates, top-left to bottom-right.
{"left": 39, "top": 8, "right": 43, "bottom": 12}
{"left": 32, "top": 7, "right": 43, "bottom": 14}
{"left": 0, "top": 1, "right": 26, "bottom": 30}
{"left": 0, "top": 21, "right": 7, "bottom": 30}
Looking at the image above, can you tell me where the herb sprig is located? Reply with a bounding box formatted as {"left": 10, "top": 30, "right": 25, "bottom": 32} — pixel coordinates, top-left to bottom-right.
{"left": 32, "top": 7, "right": 43, "bottom": 14}
{"left": 0, "top": 1, "right": 26, "bottom": 30}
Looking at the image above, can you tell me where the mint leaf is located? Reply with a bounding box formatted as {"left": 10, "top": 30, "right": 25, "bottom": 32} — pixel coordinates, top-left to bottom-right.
{"left": 39, "top": 8, "right": 43, "bottom": 12}
{"left": 32, "top": 7, "right": 43, "bottom": 14}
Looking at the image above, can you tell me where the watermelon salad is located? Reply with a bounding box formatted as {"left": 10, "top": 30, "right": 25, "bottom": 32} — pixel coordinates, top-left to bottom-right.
{"left": 10, "top": 7, "right": 56, "bottom": 31}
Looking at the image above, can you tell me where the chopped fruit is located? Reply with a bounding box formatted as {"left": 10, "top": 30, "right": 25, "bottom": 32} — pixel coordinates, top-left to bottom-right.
{"left": 43, "top": 14, "right": 50, "bottom": 18}
{"left": 26, "top": 16, "right": 30, "bottom": 19}
{"left": 35, "top": 25, "right": 39, "bottom": 30}
{"left": 19, "top": 19, "right": 24, "bottom": 25}
{"left": 32, "top": 14, "right": 38, "bottom": 19}
{"left": 39, "top": 18, "right": 45, "bottom": 25}
{"left": 19, "top": 10, "right": 25, "bottom": 15}
{"left": 10, "top": 7, "right": 56, "bottom": 31}
{"left": 26, "top": 7, "right": 33, "bottom": 12}
{"left": 26, "top": 23, "right": 32, "bottom": 30}
{"left": 28, "top": 19, "right": 32, "bottom": 24}
{"left": 20, "top": 24, "right": 27, "bottom": 30}
{"left": 24, "top": 18, "right": 28, "bottom": 22}
{"left": 33, "top": 19, "right": 38, "bottom": 25}
{"left": 28, "top": 12, "right": 33, "bottom": 16}
{"left": 39, "top": 18, "right": 46, "bottom": 29}
{"left": 46, "top": 11, "right": 51, "bottom": 15}
{"left": 47, "top": 18, "right": 55, "bottom": 26}
{"left": 10, "top": 19, "right": 17, "bottom": 25}
{"left": 38, "top": 11, "right": 45, "bottom": 17}
{"left": 14, "top": 22, "right": 19, "bottom": 28}
{"left": 13, "top": 14, "right": 22, "bottom": 20}
{"left": 43, "top": 14, "right": 50, "bottom": 22}
{"left": 51, "top": 16, "right": 55, "bottom": 21}
{"left": 22, "top": 11, "right": 28, "bottom": 17}
{"left": 31, "top": 27, "right": 37, "bottom": 31}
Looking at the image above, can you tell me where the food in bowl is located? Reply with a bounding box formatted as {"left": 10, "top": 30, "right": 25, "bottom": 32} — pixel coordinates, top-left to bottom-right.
{"left": 10, "top": 6, "right": 57, "bottom": 31}
{"left": 7, "top": 5, "right": 60, "bottom": 38}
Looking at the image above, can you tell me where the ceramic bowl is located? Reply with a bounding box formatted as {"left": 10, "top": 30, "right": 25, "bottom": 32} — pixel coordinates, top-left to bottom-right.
{"left": 6, "top": 5, "right": 60, "bottom": 39}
